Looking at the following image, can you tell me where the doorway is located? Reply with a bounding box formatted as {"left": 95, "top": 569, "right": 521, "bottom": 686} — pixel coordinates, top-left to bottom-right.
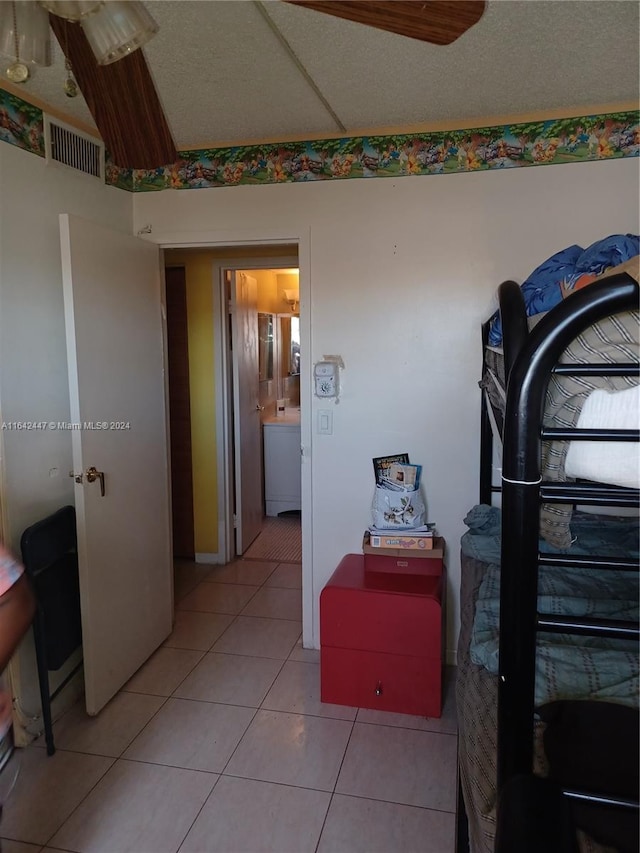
{"left": 163, "top": 249, "right": 301, "bottom": 568}
{"left": 219, "top": 262, "right": 302, "bottom": 564}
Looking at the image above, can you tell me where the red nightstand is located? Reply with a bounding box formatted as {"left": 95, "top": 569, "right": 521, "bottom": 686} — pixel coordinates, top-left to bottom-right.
{"left": 320, "top": 553, "right": 443, "bottom": 717}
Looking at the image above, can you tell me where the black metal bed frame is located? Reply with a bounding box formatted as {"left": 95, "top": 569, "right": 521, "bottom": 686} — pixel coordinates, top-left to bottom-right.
{"left": 468, "top": 272, "right": 640, "bottom": 852}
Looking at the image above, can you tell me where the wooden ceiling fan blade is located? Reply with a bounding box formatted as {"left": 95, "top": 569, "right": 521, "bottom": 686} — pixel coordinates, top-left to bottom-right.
{"left": 49, "top": 15, "right": 177, "bottom": 170}
{"left": 283, "top": 1, "right": 486, "bottom": 45}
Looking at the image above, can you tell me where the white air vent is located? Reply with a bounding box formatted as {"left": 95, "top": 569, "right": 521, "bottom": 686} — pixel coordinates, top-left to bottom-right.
{"left": 44, "top": 115, "right": 104, "bottom": 181}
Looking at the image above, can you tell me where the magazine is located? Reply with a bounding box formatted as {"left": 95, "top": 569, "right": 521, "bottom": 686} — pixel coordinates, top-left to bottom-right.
{"left": 386, "top": 462, "right": 422, "bottom": 490}
{"left": 372, "top": 453, "right": 410, "bottom": 486}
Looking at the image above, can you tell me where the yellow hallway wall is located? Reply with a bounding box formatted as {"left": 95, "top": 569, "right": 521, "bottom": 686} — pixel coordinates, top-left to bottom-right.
{"left": 165, "top": 252, "right": 217, "bottom": 555}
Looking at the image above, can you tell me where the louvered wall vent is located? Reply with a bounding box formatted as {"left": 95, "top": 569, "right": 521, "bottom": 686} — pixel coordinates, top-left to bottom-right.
{"left": 44, "top": 116, "right": 104, "bottom": 180}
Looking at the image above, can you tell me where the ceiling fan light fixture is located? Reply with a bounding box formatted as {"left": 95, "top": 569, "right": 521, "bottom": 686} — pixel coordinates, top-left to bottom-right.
{"left": 38, "top": 1, "right": 104, "bottom": 22}
{"left": 80, "top": 0, "right": 158, "bottom": 66}
{"left": 0, "top": 1, "right": 52, "bottom": 74}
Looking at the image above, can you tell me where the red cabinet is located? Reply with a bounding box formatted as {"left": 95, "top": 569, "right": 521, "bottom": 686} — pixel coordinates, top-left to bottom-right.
{"left": 320, "top": 554, "right": 443, "bottom": 718}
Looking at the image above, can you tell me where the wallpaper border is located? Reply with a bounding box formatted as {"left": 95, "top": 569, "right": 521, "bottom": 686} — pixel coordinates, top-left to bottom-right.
{"left": 1, "top": 89, "right": 637, "bottom": 194}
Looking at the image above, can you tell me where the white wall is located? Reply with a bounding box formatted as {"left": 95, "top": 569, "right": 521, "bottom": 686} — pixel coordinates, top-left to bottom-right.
{"left": 134, "top": 157, "right": 640, "bottom": 661}
{"left": 0, "top": 141, "right": 132, "bottom": 717}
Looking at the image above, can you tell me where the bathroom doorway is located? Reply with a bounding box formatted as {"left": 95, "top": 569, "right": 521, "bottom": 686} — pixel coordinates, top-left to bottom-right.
{"left": 222, "top": 265, "right": 302, "bottom": 564}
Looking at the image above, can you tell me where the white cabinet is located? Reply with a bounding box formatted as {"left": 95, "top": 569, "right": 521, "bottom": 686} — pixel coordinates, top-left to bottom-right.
{"left": 263, "top": 415, "right": 301, "bottom": 517}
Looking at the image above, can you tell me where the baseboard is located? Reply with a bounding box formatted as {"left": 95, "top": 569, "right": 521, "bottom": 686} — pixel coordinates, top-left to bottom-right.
{"left": 12, "top": 665, "right": 84, "bottom": 747}
{"left": 195, "top": 552, "right": 223, "bottom": 564}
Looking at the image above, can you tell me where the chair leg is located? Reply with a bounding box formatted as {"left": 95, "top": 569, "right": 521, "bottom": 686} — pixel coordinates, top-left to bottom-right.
{"left": 32, "top": 617, "right": 54, "bottom": 756}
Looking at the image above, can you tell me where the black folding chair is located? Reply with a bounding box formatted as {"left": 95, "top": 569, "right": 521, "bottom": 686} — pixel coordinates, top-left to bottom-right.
{"left": 20, "top": 506, "right": 82, "bottom": 756}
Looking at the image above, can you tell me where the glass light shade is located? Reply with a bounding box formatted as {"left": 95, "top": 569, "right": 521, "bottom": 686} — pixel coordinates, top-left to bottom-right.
{"left": 39, "top": 1, "right": 104, "bottom": 22}
{"left": 0, "top": 1, "right": 52, "bottom": 66}
{"left": 81, "top": 1, "right": 158, "bottom": 65}
{"left": 283, "top": 289, "right": 299, "bottom": 309}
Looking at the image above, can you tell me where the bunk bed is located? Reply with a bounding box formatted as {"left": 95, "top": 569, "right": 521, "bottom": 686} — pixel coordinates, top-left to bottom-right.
{"left": 456, "top": 261, "right": 640, "bottom": 853}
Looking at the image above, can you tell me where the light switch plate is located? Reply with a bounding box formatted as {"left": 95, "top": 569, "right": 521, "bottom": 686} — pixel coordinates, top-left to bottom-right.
{"left": 318, "top": 409, "right": 333, "bottom": 435}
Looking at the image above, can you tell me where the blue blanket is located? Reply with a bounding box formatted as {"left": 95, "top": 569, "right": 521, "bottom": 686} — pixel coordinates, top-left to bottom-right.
{"left": 471, "top": 562, "right": 639, "bottom": 708}
{"left": 488, "top": 233, "right": 640, "bottom": 345}
{"left": 463, "top": 505, "right": 639, "bottom": 707}
{"left": 461, "top": 504, "right": 639, "bottom": 565}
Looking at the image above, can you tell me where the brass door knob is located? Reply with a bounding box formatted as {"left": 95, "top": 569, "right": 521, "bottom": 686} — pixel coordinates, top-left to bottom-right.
{"left": 86, "top": 466, "right": 105, "bottom": 496}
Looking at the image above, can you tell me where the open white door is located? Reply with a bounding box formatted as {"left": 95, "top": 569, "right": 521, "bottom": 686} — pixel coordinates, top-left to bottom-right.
{"left": 60, "top": 214, "right": 173, "bottom": 715}
{"left": 231, "top": 272, "right": 263, "bottom": 554}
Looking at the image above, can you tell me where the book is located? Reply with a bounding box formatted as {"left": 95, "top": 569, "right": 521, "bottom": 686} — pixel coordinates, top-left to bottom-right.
{"left": 386, "top": 462, "right": 422, "bottom": 490}
{"left": 368, "top": 524, "right": 435, "bottom": 537}
{"left": 368, "top": 525, "right": 436, "bottom": 539}
{"left": 366, "top": 532, "right": 435, "bottom": 551}
{"left": 372, "top": 453, "right": 410, "bottom": 486}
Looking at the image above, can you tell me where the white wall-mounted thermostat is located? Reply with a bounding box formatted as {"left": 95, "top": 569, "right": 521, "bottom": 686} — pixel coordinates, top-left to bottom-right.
{"left": 314, "top": 361, "right": 339, "bottom": 398}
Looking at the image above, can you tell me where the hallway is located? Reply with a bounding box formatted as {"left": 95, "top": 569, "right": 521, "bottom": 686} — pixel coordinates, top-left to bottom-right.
{"left": 242, "top": 515, "right": 302, "bottom": 564}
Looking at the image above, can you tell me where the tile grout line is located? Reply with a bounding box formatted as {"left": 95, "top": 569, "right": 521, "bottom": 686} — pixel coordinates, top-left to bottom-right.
{"left": 313, "top": 711, "right": 358, "bottom": 853}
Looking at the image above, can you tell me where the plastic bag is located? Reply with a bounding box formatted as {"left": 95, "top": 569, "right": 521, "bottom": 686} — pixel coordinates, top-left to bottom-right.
{"left": 371, "top": 484, "right": 425, "bottom": 529}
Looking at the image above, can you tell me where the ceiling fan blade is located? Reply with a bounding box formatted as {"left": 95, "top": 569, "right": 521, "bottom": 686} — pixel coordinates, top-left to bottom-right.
{"left": 283, "top": 1, "right": 486, "bottom": 45}
{"left": 49, "top": 14, "right": 177, "bottom": 170}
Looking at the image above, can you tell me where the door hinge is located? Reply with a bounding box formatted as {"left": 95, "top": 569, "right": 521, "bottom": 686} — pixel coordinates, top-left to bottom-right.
{"left": 233, "top": 513, "right": 238, "bottom": 529}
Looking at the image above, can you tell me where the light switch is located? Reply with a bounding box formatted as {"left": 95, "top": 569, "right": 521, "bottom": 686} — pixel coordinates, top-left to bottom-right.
{"left": 318, "top": 409, "right": 333, "bottom": 435}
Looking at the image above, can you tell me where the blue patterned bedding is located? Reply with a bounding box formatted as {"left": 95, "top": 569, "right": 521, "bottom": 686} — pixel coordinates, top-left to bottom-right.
{"left": 471, "top": 562, "right": 639, "bottom": 708}
{"left": 462, "top": 504, "right": 639, "bottom": 564}
{"left": 487, "top": 233, "right": 639, "bottom": 346}
{"left": 463, "top": 505, "right": 640, "bottom": 708}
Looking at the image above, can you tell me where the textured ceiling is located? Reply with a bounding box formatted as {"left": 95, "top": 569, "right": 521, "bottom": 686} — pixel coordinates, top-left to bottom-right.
{"left": 4, "top": 0, "right": 640, "bottom": 150}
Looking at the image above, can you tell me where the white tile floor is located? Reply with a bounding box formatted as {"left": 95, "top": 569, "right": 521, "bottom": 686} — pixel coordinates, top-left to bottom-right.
{"left": 0, "top": 555, "right": 458, "bottom": 853}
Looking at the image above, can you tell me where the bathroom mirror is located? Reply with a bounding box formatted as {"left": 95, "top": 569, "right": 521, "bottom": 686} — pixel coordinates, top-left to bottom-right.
{"left": 258, "top": 313, "right": 274, "bottom": 382}
{"left": 279, "top": 315, "right": 300, "bottom": 377}
{"left": 278, "top": 314, "right": 301, "bottom": 406}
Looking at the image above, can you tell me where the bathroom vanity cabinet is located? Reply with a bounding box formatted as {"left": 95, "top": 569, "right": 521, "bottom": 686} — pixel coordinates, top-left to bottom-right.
{"left": 263, "top": 411, "right": 301, "bottom": 516}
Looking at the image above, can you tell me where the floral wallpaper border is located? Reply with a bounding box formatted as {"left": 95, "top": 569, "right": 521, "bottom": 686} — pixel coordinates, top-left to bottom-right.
{"left": 1, "top": 87, "right": 637, "bottom": 194}
{"left": 0, "top": 89, "right": 45, "bottom": 157}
